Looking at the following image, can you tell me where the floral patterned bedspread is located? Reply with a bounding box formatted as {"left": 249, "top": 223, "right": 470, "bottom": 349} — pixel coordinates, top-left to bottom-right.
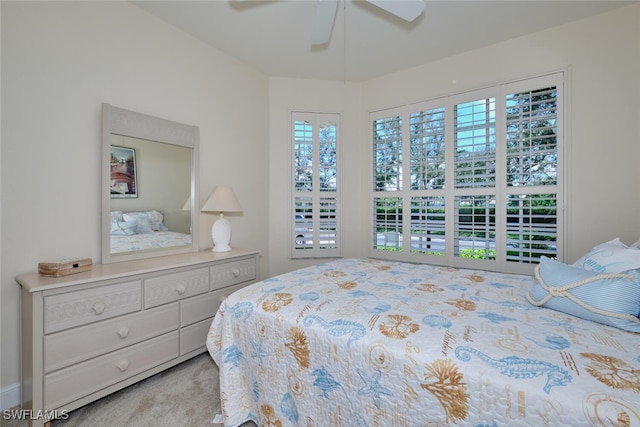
{"left": 206, "top": 258, "right": 640, "bottom": 426}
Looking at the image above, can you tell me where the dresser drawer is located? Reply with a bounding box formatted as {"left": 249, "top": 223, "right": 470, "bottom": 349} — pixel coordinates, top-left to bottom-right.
{"left": 144, "top": 267, "right": 209, "bottom": 308}
{"left": 180, "top": 318, "right": 212, "bottom": 355}
{"left": 181, "top": 293, "right": 218, "bottom": 327}
{"left": 210, "top": 257, "right": 256, "bottom": 290}
{"left": 44, "top": 303, "right": 179, "bottom": 373}
{"left": 44, "top": 280, "right": 141, "bottom": 334}
{"left": 44, "top": 331, "right": 179, "bottom": 409}
{"left": 179, "top": 280, "right": 245, "bottom": 326}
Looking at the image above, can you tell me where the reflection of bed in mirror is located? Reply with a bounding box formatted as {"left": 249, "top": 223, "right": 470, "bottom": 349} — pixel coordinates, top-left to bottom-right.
{"left": 110, "top": 209, "right": 192, "bottom": 254}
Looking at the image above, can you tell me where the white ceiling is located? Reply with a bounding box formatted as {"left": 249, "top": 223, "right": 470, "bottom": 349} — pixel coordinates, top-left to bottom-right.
{"left": 132, "top": 0, "right": 635, "bottom": 82}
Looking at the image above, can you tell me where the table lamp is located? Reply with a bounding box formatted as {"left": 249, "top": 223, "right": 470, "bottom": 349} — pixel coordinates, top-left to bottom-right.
{"left": 201, "top": 186, "right": 242, "bottom": 252}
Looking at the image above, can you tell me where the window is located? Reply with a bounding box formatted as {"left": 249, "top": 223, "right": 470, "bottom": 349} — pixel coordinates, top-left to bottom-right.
{"left": 291, "top": 112, "right": 340, "bottom": 258}
{"left": 371, "top": 73, "right": 563, "bottom": 274}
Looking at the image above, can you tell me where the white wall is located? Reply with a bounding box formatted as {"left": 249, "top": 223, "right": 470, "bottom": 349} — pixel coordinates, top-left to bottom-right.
{"left": 1, "top": 1, "right": 269, "bottom": 405}
{"left": 267, "top": 5, "right": 640, "bottom": 276}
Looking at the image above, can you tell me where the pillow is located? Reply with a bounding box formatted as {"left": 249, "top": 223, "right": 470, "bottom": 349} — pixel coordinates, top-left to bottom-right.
{"left": 110, "top": 210, "right": 124, "bottom": 222}
{"left": 111, "top": 218, "right": 137, "bottom": 236}
{"left": 123, "top": 211, "right": 168, "bottom": 232}
{"left": 572, "top": 238, "right": 640, "bottom": 273}
{"left": 132, "top": 215, "right": 154, "bottom": 234}
{"left": 528, "top": 256, "right": 640, "bottom": 332}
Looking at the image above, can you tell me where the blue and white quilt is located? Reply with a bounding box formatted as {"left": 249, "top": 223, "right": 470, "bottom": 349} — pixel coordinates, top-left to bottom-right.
{"left": 207, "top": 258, "right": 640, "bottom": 426}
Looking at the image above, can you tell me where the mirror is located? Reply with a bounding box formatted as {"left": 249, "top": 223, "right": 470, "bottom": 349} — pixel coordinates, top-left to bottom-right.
{"left": 102, "top": 103, "right": 199, "bottom": 263}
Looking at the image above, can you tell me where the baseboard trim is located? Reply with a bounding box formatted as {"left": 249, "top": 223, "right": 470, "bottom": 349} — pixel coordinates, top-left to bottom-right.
{"left": 1, "top": 382, "right": 21, "bottom": 410}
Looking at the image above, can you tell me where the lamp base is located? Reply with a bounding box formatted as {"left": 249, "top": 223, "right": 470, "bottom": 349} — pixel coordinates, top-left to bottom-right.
{"left": 211, "top": 215, "right": 232, "bottom": 252}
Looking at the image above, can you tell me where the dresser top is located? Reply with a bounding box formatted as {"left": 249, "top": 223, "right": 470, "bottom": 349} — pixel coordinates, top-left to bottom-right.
{"left": 16, "top": 248, "right": 259, "bottom": 293}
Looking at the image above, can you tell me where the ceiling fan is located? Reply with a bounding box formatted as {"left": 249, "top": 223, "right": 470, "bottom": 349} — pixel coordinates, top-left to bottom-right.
{"left": 312, "top": 0, "right": 426, "bottom": 45}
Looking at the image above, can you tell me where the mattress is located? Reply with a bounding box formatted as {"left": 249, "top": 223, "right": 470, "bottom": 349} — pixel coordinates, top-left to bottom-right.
{"left": 207, "top": 258, "right": 640, "bottom": 426}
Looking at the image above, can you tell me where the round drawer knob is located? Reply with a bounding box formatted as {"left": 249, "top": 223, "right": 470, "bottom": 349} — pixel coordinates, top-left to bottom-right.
{"left": 92, "top": 302, "right": 106, "bottom": 315}
{"left": 232, "top": 269, "right": 240, "bottom": 277}
{"left": 117, "top": 327, "right": 130, "bottom": 339}
{"left": 116, "top": 360, "right": 129, "bottom": 372}
{"left": 175, "top": 285, "right": 186, "bottom": 295}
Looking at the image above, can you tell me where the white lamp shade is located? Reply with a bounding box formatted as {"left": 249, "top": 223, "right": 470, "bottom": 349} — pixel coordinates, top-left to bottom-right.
{"left": 182, "top": 196, "right": 191, "bottom": 211}
{"left": 201, "top": 186, "right": 242, "bottom": 213}
{"left": 201, "top": 186, "right": 242, "bottom": 252}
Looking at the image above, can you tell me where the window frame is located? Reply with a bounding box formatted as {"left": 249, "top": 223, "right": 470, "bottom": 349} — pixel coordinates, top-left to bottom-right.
{"left": 290, "top": 111, "right": 341, "bottom": 259}
{"left": 369, "top": 72, "right": 565, "bottom": 275}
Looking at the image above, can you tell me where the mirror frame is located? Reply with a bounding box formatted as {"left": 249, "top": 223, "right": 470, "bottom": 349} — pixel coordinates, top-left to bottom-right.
{"left": 101, "top": 103, "right": 199, "bottom": 263}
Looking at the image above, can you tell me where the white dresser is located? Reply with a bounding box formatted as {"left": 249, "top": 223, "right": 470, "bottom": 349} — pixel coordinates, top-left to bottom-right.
{"left": 17, "top": 248, "right": 259, "bottom": 426}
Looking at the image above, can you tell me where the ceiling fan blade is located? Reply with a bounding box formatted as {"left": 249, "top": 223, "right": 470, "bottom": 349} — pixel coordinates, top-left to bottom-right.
{"left": 366, "top": 0, "right": 425, "bottom": 22}
{"left": 311, "top": 0, "right": 339, "bottom": 45}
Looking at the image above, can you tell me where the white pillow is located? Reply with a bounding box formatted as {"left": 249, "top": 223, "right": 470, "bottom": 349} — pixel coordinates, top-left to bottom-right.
{"left": 572, "top": 238, "right": 640, "bottom": 273}
{"left": 123, "top": 210, "right": 167, "bottom": 232}
{"left": 111, "top": 218, "right": 137, "bottom": 235}
{"left": 110, "top": 210, "right": 123, "bottom": 222}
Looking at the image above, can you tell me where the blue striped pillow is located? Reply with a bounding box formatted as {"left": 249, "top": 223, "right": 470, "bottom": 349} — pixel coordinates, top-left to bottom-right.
{"left": 527, "top": 256, "right": 640, "bottom": 332}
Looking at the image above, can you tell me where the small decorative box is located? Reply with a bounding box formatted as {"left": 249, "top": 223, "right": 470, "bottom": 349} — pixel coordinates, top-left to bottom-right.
{"left": 38, "top": 257, "right": 93, "bottom": 277}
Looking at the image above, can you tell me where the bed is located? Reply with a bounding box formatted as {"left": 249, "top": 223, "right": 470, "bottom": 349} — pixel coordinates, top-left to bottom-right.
{"left": 207, "top": 254, "right": 640, "bottom": 426}
{"left": 110, "top": 210, "right": 191, "bottom": 254}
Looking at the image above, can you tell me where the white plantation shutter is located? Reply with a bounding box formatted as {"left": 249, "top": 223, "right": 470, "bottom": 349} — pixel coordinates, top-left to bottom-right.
{"left": 291, "top": 112, "right": 340, "bottom": 258}
{"left": 506, "top": 87, "right": 558, "bottom": 187}
{"left": 453, "top": 195, "right": 496, "bottom": 260}
{"left": 506, "top": 193, "right": 558, "bottom": 263}
{"left": 373, "top": 196, "right": 403, "bottom": 251}
{"left": 454, "top": 98, "right": 496, "bottom": 189}
{"left": 410, "top": 196, "right": 446, "bottom": 256}
{"left": 503, "top": 81, "right": 560, "bottom": 267}
{"left": 373, "top": 115, "right": 403, "bottom": 192}
{"left": 410, "top": 108, "right": 446, "bottom": 190}
{"left": 319, "top": 197, "right": 338, "bottom": 250}
{"left": 370, "top": 72, "right": 563, "bottom": 274}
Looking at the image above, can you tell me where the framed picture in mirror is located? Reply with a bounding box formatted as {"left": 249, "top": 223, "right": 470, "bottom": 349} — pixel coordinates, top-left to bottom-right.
{"left": 110, "top": 145, "right": 137, "bottom": 198}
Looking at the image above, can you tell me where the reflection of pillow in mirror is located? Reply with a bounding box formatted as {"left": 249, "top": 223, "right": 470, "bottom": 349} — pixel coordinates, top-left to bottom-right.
{"left": 123, "top": 211, "right": 167, "bottom": 232}
{"left": 134, "top": 216, "right": 154, "bottom": 234}
{"left": 111, "top": 218, "right": 137, "bottom": 235}
{"left": 110, "top": 211, "right": 124, "bottom": 222}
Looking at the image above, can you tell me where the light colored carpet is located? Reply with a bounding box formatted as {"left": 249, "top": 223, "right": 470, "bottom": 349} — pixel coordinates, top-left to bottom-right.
{"left": 3, "top": 353, "right": 257, "bottom": 427}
